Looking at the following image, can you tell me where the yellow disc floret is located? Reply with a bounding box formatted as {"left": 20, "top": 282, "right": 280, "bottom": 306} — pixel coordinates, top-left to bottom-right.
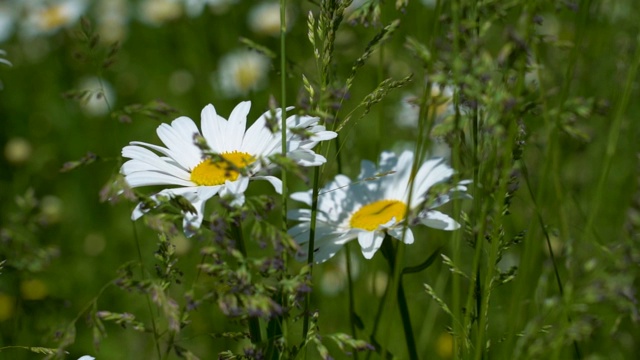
{"left": 190, "top": 151, "right": 255, "bottom": 186}
{"left": 349, "top": 200, "right": 407, "bottom": 231}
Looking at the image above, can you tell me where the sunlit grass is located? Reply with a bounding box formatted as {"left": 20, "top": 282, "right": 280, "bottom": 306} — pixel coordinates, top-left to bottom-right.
{"left": 1, "top": 0, "right": 639, "bottom": 359}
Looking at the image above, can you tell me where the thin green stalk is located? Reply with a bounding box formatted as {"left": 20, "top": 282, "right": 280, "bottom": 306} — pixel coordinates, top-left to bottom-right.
{"left": 301, "top": 166, "right": 320, "bottom": 339}
{"left": 450, "top": 0, "right": 465, "bottom": 356}
{"left": 334, "top": 136, "right": 359, "bottom": 354}
{"left": 381, "top": 237, "right": 418, "bottom": 360}
{"left": 231, "top": 222, "right": 262, "bottom": 345}
{"left": 131, "top": 222, "right": 163, "bottom": 360}
{"left": 280, "top": 0, "right": 288, "bottom": 232}
{"left": 584, "top": 35, "right": 640, "bottom": 241}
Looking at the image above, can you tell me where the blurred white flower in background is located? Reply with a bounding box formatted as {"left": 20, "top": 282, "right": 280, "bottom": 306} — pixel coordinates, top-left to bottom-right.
{"left": 22, "top": 0, "right": 87, "bottom": 38}
{"left": 138, "top": 0, "right": 182, "bottom": 26}
{"left": 394, "top": 83, "right": 454, "bottom": 128}
{"left": 0, "top": 4, "right": 16, "bottom": 43}
{"left": 214, "top": 49, "right": 271, "bottom": 98}
{"left": 168, "top": 69, "right": 195, "bottom": 95}
{"left": 184, "top": 0, "right": 238, "bottom": 17}
{"left": 96, "top": 0, "right": 129, "bottom": 44}
{"left": 4, "top": 137, "right": 32, "bottom": 165}
{"left": 77, "top": 77, "right": 115, "bottom": 117}
{"left": 248, "top": 1, "right": 291, "bottom": 37}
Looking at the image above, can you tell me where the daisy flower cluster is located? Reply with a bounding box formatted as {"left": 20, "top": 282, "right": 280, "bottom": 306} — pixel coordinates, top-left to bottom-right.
{"left": 121, "top": 101, "right": 336, "bottom": 235}
{"left": 122, "top": 100, "right": 469, "bottom": 259}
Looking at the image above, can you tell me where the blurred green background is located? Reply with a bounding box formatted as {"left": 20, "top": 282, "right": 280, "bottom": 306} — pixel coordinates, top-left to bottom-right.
{"left": 1, "top": 0, "right": 639, "bottom": 359}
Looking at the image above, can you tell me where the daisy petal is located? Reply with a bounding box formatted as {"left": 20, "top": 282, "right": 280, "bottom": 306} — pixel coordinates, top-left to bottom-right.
{"left": 419, "top": 210, "right": 460, "bottom": 230}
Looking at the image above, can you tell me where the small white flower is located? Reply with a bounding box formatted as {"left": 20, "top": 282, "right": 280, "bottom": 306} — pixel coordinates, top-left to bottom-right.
{"left": 184, "top": 0, "right": 238, "bottom": 17}
{"left": 138, "top": 0, "right": 182, "bottom": 26}
{"left": 289, "top": 150, "right": 469, "bottom": 263}
{"left": 77, "top": 356, "right": 95, "bottom": 360}
{"left": 77, "top": 77, "right": 115, "bottom": 117}
{"left": 96, "top": 0, "right": 130, "bottom": 44}
{"left": 121, "top": 101, "right": 336, "bottom": 235}
{"left": 248, "top": 2, "right": 290, "bottom": 37}
{"left": 394, "top": 83, "right": 454, "bottom": 128}
{"left": 22, "top": 0, "right": 87, "bottom": 37}
{"left": 214, "top": 49, "right": 270, "bottom": 98}
{"left": 0, "top": 4, "right": 16, "bottom": 43}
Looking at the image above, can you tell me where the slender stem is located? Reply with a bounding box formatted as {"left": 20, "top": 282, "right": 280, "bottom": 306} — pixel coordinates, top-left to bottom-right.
{"left": 131, "top": 222, "right": 163, "bottom": 360}
{"left": 302, "top": 166, "right": 320, "bottom": 339}
{"left": 381, "top": 237, "right": 418, "bottom": 360}
{"left": 280, "top": 0, "right": 288, "bottom": 232}
{"left": 231, "top": 222, "right": 262, "bottom": 345}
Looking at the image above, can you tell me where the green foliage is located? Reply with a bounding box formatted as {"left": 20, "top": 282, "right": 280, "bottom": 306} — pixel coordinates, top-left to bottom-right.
{"left": 1, "top": 0, "right": 639, "bottom": 359}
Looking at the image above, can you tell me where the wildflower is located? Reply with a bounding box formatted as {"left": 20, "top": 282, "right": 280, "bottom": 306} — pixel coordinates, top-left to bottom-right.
{"left": 22, "top": 0, "right": 87, "bottom": 37}
{"left": 184, "top": 0, "right": 238, "bottom": 17}
{"left": 214, "top": 49, "right": 270, "bottom": 98}
{"left": 289, "top": 150, "right": 469, "bottom": 263}
{"left": 0, "top": 5, "right": 16, "bottom": 43}
{"left": 77, "top": 356, "right": 95, "bottom": 360}
{"left": 96, "top": 0, "right": 129, "bottom": 44}
{"left": 121, "top": 101, "right": 336, "bottom": 235}
{"left": 77, "top": 77, "right": 115, "bottom": 117}
{"left": 248, "top": 2, "right": 290, "bottom": 37}
{"left": 138, "top": 0, "right": 182, "bottom": 26}
{"left": 4, "top": 137, "right": 32, "bottom": 164}
{"left": 394, "top": 84, "right": 454, "bottom": 128}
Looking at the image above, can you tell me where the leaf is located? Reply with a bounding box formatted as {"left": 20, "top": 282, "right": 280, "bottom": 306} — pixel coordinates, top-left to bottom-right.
{"left": 402, "top": 246, "right": 442, "bottom": 275}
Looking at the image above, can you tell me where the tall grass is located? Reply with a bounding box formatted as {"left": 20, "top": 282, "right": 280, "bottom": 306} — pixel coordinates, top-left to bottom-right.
{"left": 0, "top": 0, "right": 638, "bottom": 359}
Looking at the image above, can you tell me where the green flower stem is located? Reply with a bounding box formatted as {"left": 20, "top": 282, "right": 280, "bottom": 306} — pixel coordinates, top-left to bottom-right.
{"left": 231, "top": 222, "right": 262, "bottom": 345}
{"left": 302, "top": 165, "right": 320, "bottom": 339}
{"left": 280, "top": 0, "right": 288, "bottom": 232}
{"left": 334, "top": 135, "right": 359, "bottom": 356}
{"left": 381, "top": 236, "right": 418, "bottom": 360}
{"left": 131, "top": 222, "right": 163, "bottom": 360}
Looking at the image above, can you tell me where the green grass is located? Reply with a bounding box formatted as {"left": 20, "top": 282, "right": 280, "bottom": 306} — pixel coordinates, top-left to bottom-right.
{"left": 1, "top": 0, "right": 639, "bottom": 359}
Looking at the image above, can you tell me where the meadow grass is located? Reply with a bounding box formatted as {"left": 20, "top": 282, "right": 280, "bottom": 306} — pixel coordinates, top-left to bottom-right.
{"left": 0, "top": 0, "right": 639, "bottom": 359}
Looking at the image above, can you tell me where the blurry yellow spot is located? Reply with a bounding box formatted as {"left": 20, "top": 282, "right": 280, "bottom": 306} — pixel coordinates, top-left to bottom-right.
{"left": 39, "top": 5, "right": 70, "bottom": 30}
{"left": 350, "top": 200, "right": 407, "bottom": 231}
{"left": 190, "top": 152, "right": 255, "bottom": 186}
{"left": 171, "top": 234, "right": 191, "bottom": 256}
{"left": 368, "top": 271, "right": 388, "bottom": 297}
{"left": 436, "top": 332, "right": 454, "bottom": 359}
{"left": 4, "top": 137, "right": 32, "bottom": 164}
{"left": 20, "top": 279, "right": 48, "bottom": 300}
{"left": 235, "top": 65, "right": 263, "bottom": 93}
{"left": 0, "top": 293, "right": 15, "bottom": 321}
{"left": 84, "top": 233, "right": 106, "bottom": 256}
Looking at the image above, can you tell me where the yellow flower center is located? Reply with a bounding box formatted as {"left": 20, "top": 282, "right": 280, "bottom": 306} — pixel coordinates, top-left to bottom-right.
{"left": 190, "top": 152, "right": 255, "bottom": 186}
{"left": 349, "top": 200, "right": 407, "bottom": 231}
{"left": 235, "top": 64, "right": 262, "bottom": 92}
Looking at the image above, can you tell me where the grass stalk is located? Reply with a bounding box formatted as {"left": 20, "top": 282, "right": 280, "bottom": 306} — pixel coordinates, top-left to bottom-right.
{"left": 131, "top": 222, "right": 163, "bottom": 360}
{"left": 231, "top": 222, "right": 262, "bottom": 345}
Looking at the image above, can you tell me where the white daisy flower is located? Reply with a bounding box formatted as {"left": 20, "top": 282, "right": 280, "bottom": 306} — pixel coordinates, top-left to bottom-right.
{"left": 394, "top": 83, "right": 454, "bottom": 128}
{"left": 289, "top": 150, "right": 469, "bottom": 263}
{"left": 96, "top": 0, "right": 130, "bottom": 44}
{"left": 248, "top": 2, "right": 291, "bottom": 37}
{"left": 77, "top": 77, "right": 116, "bottom": 117}
{"left": 22, "top": 0, "right": 87, "bottom": 37}
{"left": 138, "top": 0, "right": 182, "bottom": 26}
{"left": 0, "top": 4, "right": 16, "bottom": 43}
{"left": 214, "top": 49, "right": 270, "bottom": 98}
{"left": 121, "top": 101, "right": 337, "bottom": 235}
{"left": 184, "top": 0, "right": 238, "bottom": 17}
